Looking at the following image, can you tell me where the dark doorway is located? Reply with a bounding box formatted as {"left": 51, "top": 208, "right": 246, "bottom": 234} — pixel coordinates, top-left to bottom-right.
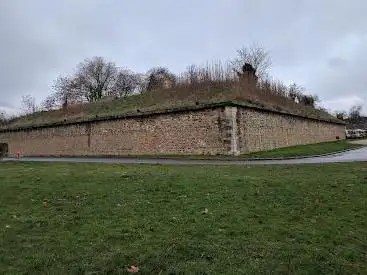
{"left": 0, "top": 143, "right": 8, "bottom": 157}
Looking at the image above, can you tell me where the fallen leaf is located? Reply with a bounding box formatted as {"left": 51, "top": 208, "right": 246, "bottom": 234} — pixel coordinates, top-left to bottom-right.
{"left": 313, "top": 198, "right": 320, "bottom": 209}
{"left": 127, "top": 265, "right": 139, "bottom": 273}
{"left": 43, "top": 199, "right": 49, "bottom": 208}
{"left": 201, "top": 208, "right": 209, "bottom": 215}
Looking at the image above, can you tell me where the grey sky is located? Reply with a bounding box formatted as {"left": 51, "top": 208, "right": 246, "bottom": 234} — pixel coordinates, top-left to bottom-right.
{"left": 1, "top": 0, "right": 366, "bottom": 115}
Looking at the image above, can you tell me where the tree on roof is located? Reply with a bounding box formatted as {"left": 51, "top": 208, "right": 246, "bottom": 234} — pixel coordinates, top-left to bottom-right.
{"left": 230, "top": 43, "right": 271, "bottom": 79}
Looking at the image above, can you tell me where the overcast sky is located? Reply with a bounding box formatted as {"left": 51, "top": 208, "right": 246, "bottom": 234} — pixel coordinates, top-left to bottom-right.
{"left": 1, "top": 0, "right": 366, "bottom": 115}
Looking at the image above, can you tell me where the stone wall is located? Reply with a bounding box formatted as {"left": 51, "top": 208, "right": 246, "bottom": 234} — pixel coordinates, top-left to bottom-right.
{"left": 237, "top": 108, "right": 346, "bottom": 153}
{"left": 0, "top": 104, "right": 346, "bottom": 157}
{"left": 0, "top": 109, "right": 227, "bottom": 157}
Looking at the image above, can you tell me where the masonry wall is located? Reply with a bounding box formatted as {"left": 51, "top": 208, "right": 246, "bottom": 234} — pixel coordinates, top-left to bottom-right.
{"left": 0, "top": 109, "right": 228, "bottom": 157}
{"left": 0, "top": 106, "right": 346, "bottom": 157}
{"left": 237, "top": 108, "right": 346, "bottom": 153}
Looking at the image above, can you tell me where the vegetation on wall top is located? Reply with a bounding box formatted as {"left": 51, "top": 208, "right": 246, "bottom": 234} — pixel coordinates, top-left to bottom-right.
{"left": 0, "top": 43, "right": 341, "bottom": 128}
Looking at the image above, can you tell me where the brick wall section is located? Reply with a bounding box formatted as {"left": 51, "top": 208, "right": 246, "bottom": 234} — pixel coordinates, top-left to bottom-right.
{"left": 237, "top": 108, "right": 346, "bottom": 153}
{"left": 0, "top": 105, "right": 346, "bottom": 157}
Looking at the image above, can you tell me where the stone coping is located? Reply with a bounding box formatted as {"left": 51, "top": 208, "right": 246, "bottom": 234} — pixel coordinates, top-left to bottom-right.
{"left": 0, "top": 100, "right": 345, "bottom": 133}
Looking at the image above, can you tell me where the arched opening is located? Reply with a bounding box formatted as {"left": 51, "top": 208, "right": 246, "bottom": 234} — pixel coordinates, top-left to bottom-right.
{"left": 0, "top": 143, "right": 8, "bottom": 157}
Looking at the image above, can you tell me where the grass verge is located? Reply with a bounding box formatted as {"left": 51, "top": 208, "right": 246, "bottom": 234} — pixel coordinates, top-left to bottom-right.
{"left": 243, "top": 140, "right": 363, "bottom": 159}
{"left": 1, "top": 162, "right": 366, "bottom": 274}
{"left": 44, "top": 140, "right": 361, "bottom": 160}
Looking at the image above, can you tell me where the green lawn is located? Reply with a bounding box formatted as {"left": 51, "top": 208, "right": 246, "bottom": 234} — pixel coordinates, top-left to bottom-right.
{"left": 113, "top": 140, "right": 363, "bottom": 160}
{"left": 244, "top": 140, "right": 363, "bottom": 159}
{"left": 1, "top": 162, "right": 366, "bottom": 274}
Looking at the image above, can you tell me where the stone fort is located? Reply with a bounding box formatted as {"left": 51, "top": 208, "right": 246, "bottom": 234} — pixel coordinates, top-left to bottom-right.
{"left": 0, "top": 66, "right": 346, "bottom": 157}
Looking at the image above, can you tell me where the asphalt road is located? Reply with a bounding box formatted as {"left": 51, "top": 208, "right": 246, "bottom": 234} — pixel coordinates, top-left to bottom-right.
{"left": 2, "top": 147, "right": 367, "bottom": 165}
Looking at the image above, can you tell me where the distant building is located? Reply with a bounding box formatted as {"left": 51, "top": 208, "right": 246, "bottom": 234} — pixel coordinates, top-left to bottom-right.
{"left": 346, "top": 129, "right": 367, "bottom": 139}
{"left": 345, "top": 116, "right": 367, "bottom": 130}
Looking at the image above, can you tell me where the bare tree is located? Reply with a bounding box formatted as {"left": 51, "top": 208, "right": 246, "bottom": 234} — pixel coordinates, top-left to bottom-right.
{"left": 146, "top": 67, "right": 176, "bottom": 91}
{"left": 110, "top": 69, "right": 143, "bottom": 97}
{"left": 75, "top": 56, "right": 118, "bottom": 102}
{"left": 52, "top": 75, "right": 85, "bottom": 108}
{"left": 134, "top": 73, "right": 147, "bottom": 92}
{"left": 21, "top": 95, "right": 37, "bottom": 114}
{"left": 41, "top": 94, "right": 57, "bottom": 111}
{"left": 288, "top": 83, "right": 304, "bottom": 102}
{"left": 230, "top": 43, "right": 272, "bottom": 79}
{"left": 183, "top": 64, "right": 201, "bottom": 85}
{"left": 269, "top": 79, "right": 288, "bottom": 97}
{"left": 349, "top": 105, "right": 362, "bottom": 122}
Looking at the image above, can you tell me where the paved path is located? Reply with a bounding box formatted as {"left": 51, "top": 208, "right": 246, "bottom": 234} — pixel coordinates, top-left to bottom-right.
{"left": 2, "top": 147, "right": 367, "bottom": 165}
{"left": 349, "top": 139, "right": 367, "bottom": 145}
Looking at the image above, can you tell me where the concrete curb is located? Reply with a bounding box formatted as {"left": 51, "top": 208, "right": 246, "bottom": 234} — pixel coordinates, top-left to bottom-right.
{"left": 2, "top": 146, "right": 365, "bottom": 162}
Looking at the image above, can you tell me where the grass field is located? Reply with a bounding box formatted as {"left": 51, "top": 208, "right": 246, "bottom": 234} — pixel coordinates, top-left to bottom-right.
{"left": 105, "top": 140, "right": 363, "bottom": 160}
{"left": 1, "top": 162, "right": 366, "bottom": 274}
{"left": 244, "top": 140, "right": 363, "bottom": 159}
